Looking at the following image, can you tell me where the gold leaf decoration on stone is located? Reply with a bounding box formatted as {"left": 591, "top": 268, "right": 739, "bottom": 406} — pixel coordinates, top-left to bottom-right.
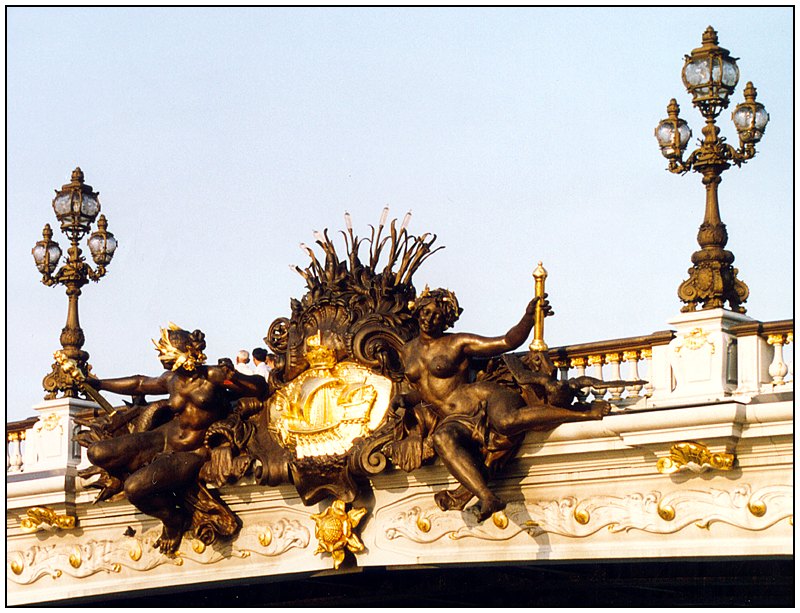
{"left": 416, "top": 515, "right": 431, "bottom": 533}
{"left": 657, "top": 441, "right": 734, "bottom": 474}
{"left": 20, "top": 507, "right": 76, "bottom": 533}
{"left": 310, "top": 499, "right": 367, "bottom": 569}
{"left": 492, "top": 511, "right": 509, "bottom": 529}
{"left": 258, "top": 528, "right": 273, "bottom": 547}
{"left": 674, "top": 328, "right": 715, "bottom": 354}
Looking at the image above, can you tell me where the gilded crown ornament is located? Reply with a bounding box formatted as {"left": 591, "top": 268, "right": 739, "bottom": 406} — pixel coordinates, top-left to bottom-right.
{"left": 304, "top": 332, "right": 337, "bottom": 369}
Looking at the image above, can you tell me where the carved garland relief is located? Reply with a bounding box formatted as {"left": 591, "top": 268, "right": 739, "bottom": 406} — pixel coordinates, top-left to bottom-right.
{"left": 674, "top": 327, "right": 715, "bottom": 354}
{"left": 8, "top": 517, "right": 311, "bottom": 585}
{"left": 377, "top": 484, "right": 792, "bottom": 547}
{"left": 9, "top": 483, "right": 792, "bottom": 584}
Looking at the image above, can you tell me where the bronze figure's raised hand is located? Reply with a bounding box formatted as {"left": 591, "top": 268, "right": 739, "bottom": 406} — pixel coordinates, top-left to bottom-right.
{"left": 388, "top": 287, "right": 610, "bottom": 522}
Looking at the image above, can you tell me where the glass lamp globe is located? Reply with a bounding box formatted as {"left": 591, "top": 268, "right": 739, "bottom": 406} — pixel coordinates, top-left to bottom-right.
{"left": 655, "top": 99, "right": 691, "bottom": 159}
{"left": 32, "top": 224, "right": 62, "bottom": 274}
{"left": 52, "top": 167, "right": 101, "bottom": 233}
{"left": 681, "top": 26, "right": 739, "bottom": 117}
{"left": 732, "top": 82, "right": 769, "bottom": 145}
{"left": 87, "top": 215, "right": 118, "bottom": 266}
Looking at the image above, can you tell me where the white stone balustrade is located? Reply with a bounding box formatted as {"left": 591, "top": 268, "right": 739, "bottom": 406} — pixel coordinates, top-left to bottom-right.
{"left": 549, "top": 330, "right": 674, "bottom": 410}
{"left": 6, "top": 431, "right": 24, "bottom": 473}
{"left": 6, "top": 398, "right": 96, "bottom": 515}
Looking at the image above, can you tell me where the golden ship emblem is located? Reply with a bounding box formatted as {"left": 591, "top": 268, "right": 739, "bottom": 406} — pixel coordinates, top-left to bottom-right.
{"left": 268, "top": 332, "right": 392, "bottom": 458}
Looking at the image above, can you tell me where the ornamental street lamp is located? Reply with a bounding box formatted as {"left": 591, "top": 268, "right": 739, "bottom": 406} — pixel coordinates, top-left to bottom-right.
{"left": 32, "top": 168, "right": 118, "bottom": 399}
{"left": 655, "top": 26, "right": 769, "bottom": 313}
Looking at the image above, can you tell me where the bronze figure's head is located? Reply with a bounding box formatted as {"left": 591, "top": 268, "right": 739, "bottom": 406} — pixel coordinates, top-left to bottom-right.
{"left": 152, "top": 323, "right": 207, "bottom": 372}
{"left": 410, "top": 286, "right": 463, "bottom": 334}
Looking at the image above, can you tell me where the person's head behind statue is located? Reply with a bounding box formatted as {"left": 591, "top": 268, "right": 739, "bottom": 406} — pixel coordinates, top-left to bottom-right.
{"left": 152, "top": 323, "right": 207, "bottom": 372}
{"left": 236, "top": 349, "right": 250, "bottom": 364}
{"left": 411, "top": 286, "right": 463, "bottom": 330}
{"left": 252, "top": 347, "right": 267, "bottom": 363}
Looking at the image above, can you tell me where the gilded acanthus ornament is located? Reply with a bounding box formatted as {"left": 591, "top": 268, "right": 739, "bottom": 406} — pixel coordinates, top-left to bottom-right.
{"left": 20, "top": 507, "right": 77, "bottom": 533}
{"left": 656, "top": 441, "right": 735, "bottom": 474}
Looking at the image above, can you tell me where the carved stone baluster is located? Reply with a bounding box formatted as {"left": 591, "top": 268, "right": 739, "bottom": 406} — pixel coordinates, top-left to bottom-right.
{"left": 767, "top": 334, "right": 789, "bottom": 385}
{"left": 641, "top": 349, "right": 655, "bottom": 397}
{"left": 570, "top": 356, "right": 589, "bottom": 402}
{"left": 7, "top": 432, "right": 22, "bottom": 473}
{"left": 623, "top": 350, "right": 643, "bottom": 399}
{"left": 785, "top": 332, "right": 794, "bottom": 384}
{"left": 605, "top": 353, "right": 624, "bottom": 401}
{"left": 18, "top": 430, "right": 27, "bottom": 472}
{"left": 553, "top": 359, "right": 569, "bottom": 382}
{"left": 587, "top": 354, "right": 605, "bottom": 401}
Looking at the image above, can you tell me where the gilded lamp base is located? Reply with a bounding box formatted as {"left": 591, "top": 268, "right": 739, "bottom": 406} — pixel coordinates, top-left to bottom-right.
{"left": 678, "top": 252, "right": 749, "bottom": 314}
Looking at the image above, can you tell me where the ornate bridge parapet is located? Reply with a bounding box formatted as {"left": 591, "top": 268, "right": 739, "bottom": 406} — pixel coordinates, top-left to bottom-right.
{"left": 8, "top": 318, "right": 792, "bottom": 480}
{"left": 545, "top": 316, "right": 792, "bottom": 410}
{"left": 6, "top": 319, "right": 793, "bottom": 605}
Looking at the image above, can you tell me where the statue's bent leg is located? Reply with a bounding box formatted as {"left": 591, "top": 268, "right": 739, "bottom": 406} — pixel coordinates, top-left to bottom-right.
{"left": 87, "top": 429, "right": 164, "bottom": 475}
{"left": 488, "top": 394, "right": 609, "bottom": 437}
{"left": 124, "top": 451, "right": 206, "bottom": 555}
{"left": 431, "top": 422, "right": 505, "bottom": 522}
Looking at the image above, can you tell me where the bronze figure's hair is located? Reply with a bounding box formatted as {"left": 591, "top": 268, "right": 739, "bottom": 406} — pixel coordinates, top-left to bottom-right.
{"left": 152, "top": 323, "right": 207, "bottom": 371}
{"left": 410, "top": 286, "right": 463, "bottom": 330}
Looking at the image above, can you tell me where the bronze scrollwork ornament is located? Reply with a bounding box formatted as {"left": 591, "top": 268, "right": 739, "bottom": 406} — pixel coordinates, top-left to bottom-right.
{"left": 77, "top": 210, "right": 639, "bottom": 561}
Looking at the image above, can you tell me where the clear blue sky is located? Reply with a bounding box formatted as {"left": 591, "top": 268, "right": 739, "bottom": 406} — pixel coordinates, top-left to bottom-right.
{"left": 6, "top": 7, "right": 793, "bottom": 422}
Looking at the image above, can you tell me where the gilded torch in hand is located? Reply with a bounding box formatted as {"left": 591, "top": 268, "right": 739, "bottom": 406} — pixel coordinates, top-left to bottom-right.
{"left": 529, "top": 261, "right": 548, "bottom": 352}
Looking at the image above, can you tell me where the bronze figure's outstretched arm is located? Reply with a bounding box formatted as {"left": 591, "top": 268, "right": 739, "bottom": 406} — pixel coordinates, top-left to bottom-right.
{"left": 88, "top": 372, "right": 170, "bottom": 397}
{"left": 462, "top": 296, "right": 547, "bottom": 359}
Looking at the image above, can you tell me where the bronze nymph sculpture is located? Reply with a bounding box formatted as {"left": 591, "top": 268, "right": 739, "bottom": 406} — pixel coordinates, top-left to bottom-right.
{"left": 78, "top": 324, "right": 267, "bottom": 554}
{"left": 73, "top": 212, "right": 640, "bottom": 566}
{"left": 387, "top": 287, "right": 611, "bottom": 521}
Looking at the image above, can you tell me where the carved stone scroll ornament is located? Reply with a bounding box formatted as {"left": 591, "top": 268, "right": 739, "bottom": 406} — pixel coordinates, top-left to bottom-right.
{"left": 377, "top": 484, "right": 792, "bottom": 549}
{"left": 8, "top": 517, "right": 310, "bottom": 585}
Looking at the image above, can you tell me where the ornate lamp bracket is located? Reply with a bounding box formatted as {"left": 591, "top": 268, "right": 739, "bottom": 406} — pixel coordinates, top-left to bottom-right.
{"left": 655, "top": 28, "right": 768, "bottom": 314}
{"left": 33, "top": 169, "right": 117, "bottom": 399}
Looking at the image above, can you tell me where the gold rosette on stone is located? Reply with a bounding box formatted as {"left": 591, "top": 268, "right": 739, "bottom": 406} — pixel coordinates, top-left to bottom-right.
{"left": 310, "top": 499, "right": 367, "bottom": 569}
